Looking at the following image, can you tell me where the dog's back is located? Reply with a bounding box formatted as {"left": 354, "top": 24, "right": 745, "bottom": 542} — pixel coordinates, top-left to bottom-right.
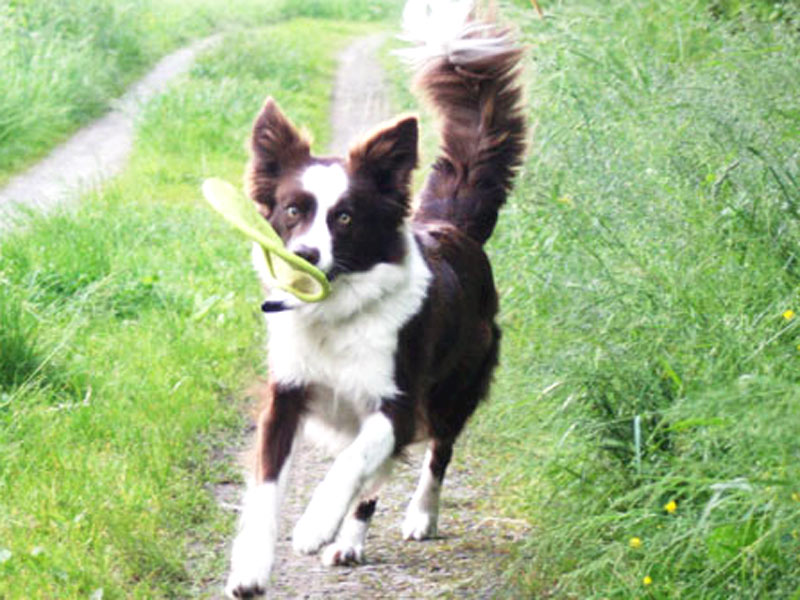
{"left": 398, "top": 0, "right": 527, "bottom": 446}
{"left": 405, "top": 0, "right": 527, "bottom": 244}
{"left": 391, "top": 0, "right": 527, "bottom": 542}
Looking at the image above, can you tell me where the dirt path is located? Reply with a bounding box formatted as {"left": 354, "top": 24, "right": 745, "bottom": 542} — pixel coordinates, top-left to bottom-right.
{"left": 0, "top": 35, "right": 220, "bottom": 231}
{"left": 211, "top": 34, "right": 526, "bottom": 600}
{"left": 261, "top": 440, "right": 523, "bottom": 599}
{"left": 328, "top": 33, "right": 393, "bottom": 155}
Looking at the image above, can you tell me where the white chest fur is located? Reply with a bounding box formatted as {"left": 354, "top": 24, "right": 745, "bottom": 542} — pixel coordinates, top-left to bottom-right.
{"left": 255, "top": 227, "right": 431, "bottom": 440}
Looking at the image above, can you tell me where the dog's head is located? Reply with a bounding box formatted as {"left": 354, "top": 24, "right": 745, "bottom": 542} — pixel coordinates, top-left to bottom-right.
{"left": 246, "top": 98, "right": 418, "bottom": 283}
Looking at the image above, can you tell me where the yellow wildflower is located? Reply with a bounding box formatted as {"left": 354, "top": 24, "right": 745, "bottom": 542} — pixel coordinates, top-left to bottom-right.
{"left": 629, "top": 537, "right": 642, "bottom": 549}
{"left": 784, "top": 309, "right": 795, "bottom": 320}
{"left": 643, "top": 575, "right": 653, "bottom": 586}
{"left": 664, "top": 500, "right": 677, "bottom": 514}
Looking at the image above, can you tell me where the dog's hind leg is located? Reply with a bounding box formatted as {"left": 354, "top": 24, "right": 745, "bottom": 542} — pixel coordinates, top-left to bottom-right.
{"left": 402, "top": 438, "right": 452, "bottom": 540}
{"left": 226, "top": 383, "right": 307, "bottom": 599}
{"left": 402, "top": 321, "right": 501, "bottom": 542}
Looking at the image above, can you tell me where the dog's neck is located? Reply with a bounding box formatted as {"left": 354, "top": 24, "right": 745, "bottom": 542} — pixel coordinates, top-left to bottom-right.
{"left": 265, "top": 224, "right": 429, "bottom": 327}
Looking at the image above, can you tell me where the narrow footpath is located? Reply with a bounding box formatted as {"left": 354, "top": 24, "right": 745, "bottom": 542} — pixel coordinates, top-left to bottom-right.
{"left": 0, "top": 35, "right": 220, "bottom": 230}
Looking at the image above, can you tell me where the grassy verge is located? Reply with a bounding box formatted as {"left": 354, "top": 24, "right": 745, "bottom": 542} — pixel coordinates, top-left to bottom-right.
{"left": 0, "top": 16, "right": 375, "bottom": 599}
{"left": 0, "top": 0, "right": 398, "bottom": 185}
{"left": 468, "top": 0, "right": 800, "bottom": 597}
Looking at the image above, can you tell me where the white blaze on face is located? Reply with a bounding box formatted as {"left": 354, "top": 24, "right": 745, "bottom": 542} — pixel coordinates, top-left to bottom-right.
{"left": 292, "top": 163, "right": 349, "bottom": 272}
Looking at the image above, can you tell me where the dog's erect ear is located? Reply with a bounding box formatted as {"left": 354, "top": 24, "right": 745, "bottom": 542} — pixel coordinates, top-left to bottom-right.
{"left": 348, "top": 116, "right": 418, "bottom": 200}
{"left": 246, "top": 97, "right": 311, "bottom": 217}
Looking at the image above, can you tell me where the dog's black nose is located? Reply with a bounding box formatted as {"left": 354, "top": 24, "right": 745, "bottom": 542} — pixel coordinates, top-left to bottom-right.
{"left": 294, "top": 245, "right": 320, "bottom": 265}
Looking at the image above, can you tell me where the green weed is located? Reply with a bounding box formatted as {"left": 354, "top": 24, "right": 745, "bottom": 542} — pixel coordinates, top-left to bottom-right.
{"left": 0, "top": 0, "right": 397, "bottom": 185}
{"left": 461, "top": 0, "right": 800, "bottom": 597}
{"left": 270, "top": 0, "right": 400, "bottom": 21}
{"left": 0, "top": 287, "right": 41, "bottom": 390}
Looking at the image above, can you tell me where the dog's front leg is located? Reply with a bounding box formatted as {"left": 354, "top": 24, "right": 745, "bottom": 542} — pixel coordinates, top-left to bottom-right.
{"left": 225, "top": 383, "right": 306, "bottom": 599}
{"left": 292, "top": 412, "right": 396, "bottom": 555}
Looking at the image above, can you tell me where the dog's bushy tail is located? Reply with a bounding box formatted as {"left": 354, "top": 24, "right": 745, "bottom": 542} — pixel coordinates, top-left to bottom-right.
{"left": 399, "top": 0, "right": 527, "bottom": 245}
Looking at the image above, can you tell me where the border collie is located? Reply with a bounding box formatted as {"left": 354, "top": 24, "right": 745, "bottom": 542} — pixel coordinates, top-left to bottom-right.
{"left": 225, "top": 1, "right": 526, "bottom": 597}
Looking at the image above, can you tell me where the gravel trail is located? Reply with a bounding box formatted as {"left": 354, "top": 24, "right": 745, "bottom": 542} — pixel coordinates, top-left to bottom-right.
{"left": 0, "top": 35, "right": 220, "bottom": 230}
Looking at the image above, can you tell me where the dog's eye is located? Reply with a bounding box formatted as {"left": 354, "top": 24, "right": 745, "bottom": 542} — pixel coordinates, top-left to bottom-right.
{"left": 336, "top": 211, "right": 352, "bottom": 226}
{"left": 286, "top": 205, "right": 301, "bottom": 219}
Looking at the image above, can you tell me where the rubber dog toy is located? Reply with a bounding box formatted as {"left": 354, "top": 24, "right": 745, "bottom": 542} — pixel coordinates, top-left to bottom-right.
{"left": 201, "top": 178, "right": 330, "bottom": 303}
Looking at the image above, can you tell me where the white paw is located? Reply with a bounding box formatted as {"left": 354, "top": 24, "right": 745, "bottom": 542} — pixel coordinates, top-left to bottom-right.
{"left": 292, "top": 511, "right": 339, "bottom": 555}
{"left": 321, "top": 541, "right": 365, "bottom": 566}
{"left": 402, "top": 508, "right": 438, "bottom": 541}
{"left": 225, "top": 532, "right": 272, "bottom": 598}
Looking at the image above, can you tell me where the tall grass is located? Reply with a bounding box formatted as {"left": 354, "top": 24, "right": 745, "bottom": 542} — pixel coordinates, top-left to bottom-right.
{"left": 466, "top": 0, "right": 800, "bottom": 596}
{"left": 1, "top": 0, "right": 194, "bottom": 182}
{"left": 0, "top": 15, "right": 373, "bottom": 598}
{"left": 0, "top": 0, "right": 398, "bottom": 184}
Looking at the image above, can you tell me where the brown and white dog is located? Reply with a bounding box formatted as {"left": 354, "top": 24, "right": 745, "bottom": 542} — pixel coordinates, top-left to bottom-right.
{"left": 225, "top": 1, "right": 526, "bottom": 597}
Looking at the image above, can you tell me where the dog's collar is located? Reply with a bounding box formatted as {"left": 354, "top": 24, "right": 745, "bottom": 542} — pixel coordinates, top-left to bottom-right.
{"left": 261, "top": 300, "right": 293, "bottom": 313}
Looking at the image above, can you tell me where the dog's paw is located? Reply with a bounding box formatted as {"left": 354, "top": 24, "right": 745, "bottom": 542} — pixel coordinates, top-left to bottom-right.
{"left": 225, "top": 555, "right": 270, "bottom": 599}
{"left": 321, "top": 541, "right": 365, "bottom": 566}
{"left": 225, "top": 531, "right": 273, "bottom": 598}
{"left": 292, "top": 511, "right": 338, "bottom": 555}
{"left": 402, "top": 508, "right": 438, "bottom": 541}
{"left": 225, "top": 575, "right": 267, "bottom": 600}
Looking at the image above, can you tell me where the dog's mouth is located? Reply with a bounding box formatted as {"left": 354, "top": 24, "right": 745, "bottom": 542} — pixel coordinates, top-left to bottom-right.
{"left": 261, "top": 266, "right": 338, "bottom": 313}
{"left": 325, "top": 266, "right": 342, "bottom": 283}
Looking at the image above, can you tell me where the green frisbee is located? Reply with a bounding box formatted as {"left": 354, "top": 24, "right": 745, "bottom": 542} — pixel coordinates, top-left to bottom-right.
{"left": 201, "top": 178, "right": 330, "bottom": 303}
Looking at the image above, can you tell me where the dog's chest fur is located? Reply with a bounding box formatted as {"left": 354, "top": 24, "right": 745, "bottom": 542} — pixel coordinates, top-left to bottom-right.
{"left": 258, "top": 228, "right": 431, "bottom": 446}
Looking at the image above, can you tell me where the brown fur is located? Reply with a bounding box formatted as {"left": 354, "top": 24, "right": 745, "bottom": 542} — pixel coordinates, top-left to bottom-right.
{"left": 245, "top": 98, "right": 312, "bottom": 219}
{"left": 347, "top": 115, "right": 419, "bottom": 208}
{"left": 413, "top": 25, "right": 526, "bottom": 244}
{"left": 252, "top": 382, "right": 307, "bottom": 481}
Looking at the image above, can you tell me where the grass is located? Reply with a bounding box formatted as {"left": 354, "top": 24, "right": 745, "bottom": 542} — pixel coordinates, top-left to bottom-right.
{"left": 0, "top": 0, "right": 398, "bottom": 185}
{"left": 0, "top": 12, "right": 376, "bottom": 598}
{"left": 460, "top": 0, "right": 800, "bottom": 597}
